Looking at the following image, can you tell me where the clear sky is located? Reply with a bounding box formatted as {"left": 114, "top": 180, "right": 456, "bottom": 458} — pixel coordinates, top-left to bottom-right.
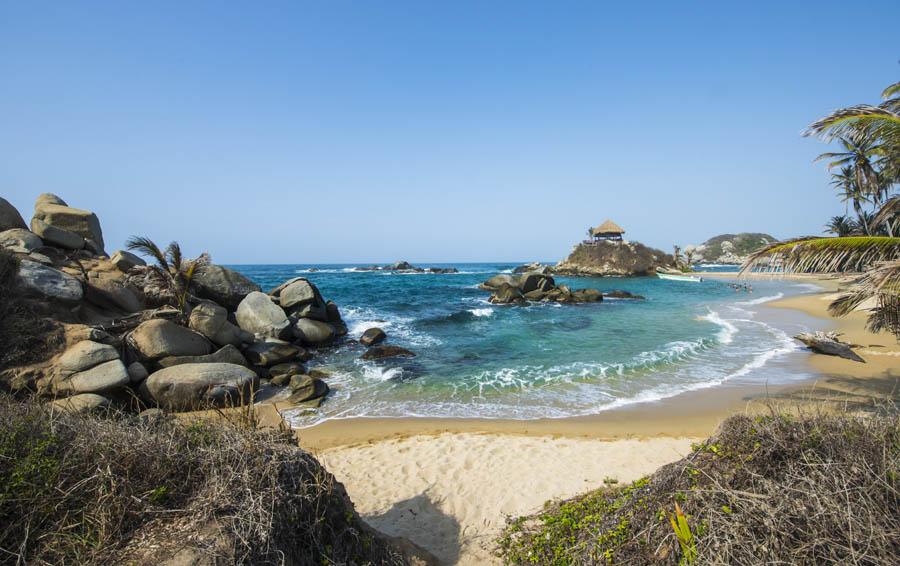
{"left": 2, "top": 1, "right": 898, "bottom": 264}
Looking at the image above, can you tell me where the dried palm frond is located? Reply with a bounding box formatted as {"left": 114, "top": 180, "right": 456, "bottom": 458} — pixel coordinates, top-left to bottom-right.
{"left": 126, "top": 236, "right": 169, "bottom": 272}
{"left": 740, "top": 236, "right": 900, "bottom": 274}
{"left": 829, "top": 260, "right": 900, "bottom": 336}
{"left": 873, "top": 195, "right": 900, "bottom": 228}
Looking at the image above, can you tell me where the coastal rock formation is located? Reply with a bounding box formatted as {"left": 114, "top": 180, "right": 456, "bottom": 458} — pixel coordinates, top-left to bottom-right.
{"left": 129, "top": 319, "right": 213, "bottom": 361}
{"left": 0, "top": 228, "right": 42, "bottom": 253}
{"left": 48, "top": 392, "right": 112, "bottom": 413}
{"left": 355, "top": 261, "right": 459, "bottom": 274}
{"left": 360, "top": 327, "right": 387, "bottom": 347}
{"left": 16, "top": 260, "right": 84, "bottom": 303}
{"left": 480, "top": 272, "right": 605, "bottom": 305}
{"left": 31, "top": 193, "right": 105, "bottom": 253}
{"left": 236, "top": 291, "right": 291, "bottom": 338}
{"left": 555, "top": 240, "right": 673, "bottom": 277}
{"left": 0, "top": 197, "right": 27, "bottom": 231}
{"left": 157, "top": 344, "right": 249, "bottom": 368}
{"left": 287, "top": 374, "right": 330, "bottom": 404}
{"left": 361, "top": 345, "right": 417, "bottom": 360}
{"left": 192, "top": 265, "right": 261, "bottom": 310}
{"left": 188, "top": 300, "right": 252, "bottom": 346}
{"left": 685, "top": 233, "right": 776, "bottom": 265}
{"left": 794, "top": 332, "right": 865, "bottom": 363}
{"left": 109, "top": 250, "right": 145, "bottom": 272}
{"left": 293, "top": 318, "right": 335, "bottom": 345}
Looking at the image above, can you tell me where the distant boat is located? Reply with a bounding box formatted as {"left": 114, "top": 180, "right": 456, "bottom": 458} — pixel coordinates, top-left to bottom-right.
{"left": 656, "top": 271, "right": 704, "bottom": 283}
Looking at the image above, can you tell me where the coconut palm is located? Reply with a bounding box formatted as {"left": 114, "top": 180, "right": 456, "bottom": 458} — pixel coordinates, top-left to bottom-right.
{"left": 806, "top": 80, "right": 900, "bottom": 153}
{"left": 830, "top": 166, "right": 870, "bottom": 233}
{"left": 815, "top": 135, "right": 882, "bottom": 203}
{"left": 125, "top": 236, "right": 209, "bottom": 315}
{"left": 741, "top": 237, "right": 900, "bottom": 337}
{"left": 825, "top": 215, "right": 855, "bottom": 237}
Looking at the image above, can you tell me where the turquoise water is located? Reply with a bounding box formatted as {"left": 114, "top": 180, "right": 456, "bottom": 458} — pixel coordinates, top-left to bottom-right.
{"left": 230, "top": 264, "right": 820, "bottom": 424}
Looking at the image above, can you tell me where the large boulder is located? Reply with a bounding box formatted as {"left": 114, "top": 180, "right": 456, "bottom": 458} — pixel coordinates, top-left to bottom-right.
{"left": 15, "top": 260, "right": 83, "bottom": 303}
{"left": 188, "top": 301, "right": 253, "bottom": 346}
{"left": 277, "top": 278, "right": 328, "bottom": 321}
{"left": 0, "top": 228, "right": 42, "bottom": 252}
{"left": 292, "top": 318, "right": 335, "bottom": 346}
{"left": 287, "top": 375, "right": 329, "bottom": 404}
{"left": 143, "top": 362, "right": 258, "bottom": 412}
{"left": 192, "top": 265, "right": 260, "bottom": 310}
{"left": 243, "top": 341, "right": 300, "bottom": 366}
{"left": 129, "top": 319, "right": 213, "bottom": 361}
{"left": 85, "top": 278, "right": 143, "bottom": 313}
{"left": 57, "top": 340, "right": 120, "bottom": 374}
{"left": 481, "top": 274, "right": 519, "bottom": 290}
{"left": 360, "top": 327, "right": 386, "bottom": 347}
{"left": 31, "top": 194, "right": 104, "bottom": 252}
{"left": 361, "top": 345, "right": 416, "bottom": 360}
{"left": 109, "top": 250, "right": 146, "bottom": 272}
{"left": 0, "top": 197, "right": 27, "bottom": 231}
{"left": 157, "top": 344, "right": 248, "bottom": 368}
{"left": 488, "top": 283, "right": 525, "bottom": 305}
{"left": 30, "top": 218, "right": 84, "bottom": 249}
{"left": 54, "top": 359, "right": 130, "bottom": 396}
{"left": 48, "top": 393, "right": 111, "bottom": 413}
{"left": 235, "top": 292, "right": 290, "bottom": 338}
{"left": 519, "top": 272, "right": 555, "bottom": 293}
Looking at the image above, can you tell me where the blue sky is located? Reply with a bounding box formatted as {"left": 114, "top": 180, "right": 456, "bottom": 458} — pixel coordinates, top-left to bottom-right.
{"left": 2, "top": 1, "right": 898, "bottom": 263}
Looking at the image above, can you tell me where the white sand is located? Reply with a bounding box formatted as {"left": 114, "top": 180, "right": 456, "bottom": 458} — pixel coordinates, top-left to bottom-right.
{"left": 318, "top": 433, "right": 696, "bottom": 565}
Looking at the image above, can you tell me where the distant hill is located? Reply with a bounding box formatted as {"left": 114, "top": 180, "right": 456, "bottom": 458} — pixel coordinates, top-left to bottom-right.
{"left": 687, "top": 233, "right": 777, "bottom": 265}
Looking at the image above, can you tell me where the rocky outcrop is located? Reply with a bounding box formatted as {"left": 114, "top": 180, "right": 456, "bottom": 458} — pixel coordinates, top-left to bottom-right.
{"left": 49, "top": 393, "right": 112, "bottom": 413}
{"left": 555, "top": 241, "right": 672, "bottom": 277}
{"left": 287, "top": 375, "right": 330, "bottom": 404}
{"left": 361, "top": 345, "right": 416, "bottom": 360}
{"left": 188, "top": 301, "right": 252, "bottom": 346}
{"left": 53, "top": 340, "right": 130, "bottom": 396}
{"left": 293, "top": 318, "right": 335, "bottom": 346}
{"left": 243, "top": 340, "right": 299, "bottom": 366}
{"left": 480, "top": 271, "right": 604, "bottom": 305}
{"left": 354, "top": 262, "right": 459, "bottom": 274}
{"left": 685, "top": 233, "right": 777, "bottom": 265}
{"left": 143, "top": 362, "right": 259, "bottom": 411}
{"left": 0, "top": 228, "right": 42, "bottom": 253}
{"left": 192, "top": 265, "right": 261, "bottom": 310}
{"left": 0, "top": 197, "right": 27, "bottom": 232}
{"left": 31, "top": 193, "right": 105, "bottom": 253}
{"left": 157, "top": 344, "right": 249, "bottom": 368}
{"left": 236, "top": 291, "right": 290, "bottom": 339}
{"left": 16, "top": 260, "right": 84, "bottom": 303}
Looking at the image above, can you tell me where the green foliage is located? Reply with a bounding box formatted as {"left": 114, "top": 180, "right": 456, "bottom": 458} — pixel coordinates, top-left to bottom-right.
{"left": 125, "top": 236, "right": 210, "bottom": 316}
{"left": 668, "top": 502, "right": 697, "bottom": 565}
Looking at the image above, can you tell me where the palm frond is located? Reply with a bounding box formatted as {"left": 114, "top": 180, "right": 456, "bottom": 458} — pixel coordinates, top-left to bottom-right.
{"left": 873, "top": 195, "right": 900, "bottom": 228}
{"left": 166, "top": 242, "right": 183, "bottom": 274}
{"left": 882, "top": 81, "right": 900, "bottom": 100}
{"left": 740, "top": 236, "right": 900, "bottom": 274}
{"left": 126, "top": 236, "right": 169, "bottom": 272}
{"left": 828, "top": 260, "right": 900, "bottom": 335}
{"left": 805, "top": 105, "right": 900, "bottom": 145}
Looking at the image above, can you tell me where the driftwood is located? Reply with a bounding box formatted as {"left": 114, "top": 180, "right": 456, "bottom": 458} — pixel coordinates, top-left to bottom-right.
{"left": 794, "top": 331, "right": 865, "bottom": 363}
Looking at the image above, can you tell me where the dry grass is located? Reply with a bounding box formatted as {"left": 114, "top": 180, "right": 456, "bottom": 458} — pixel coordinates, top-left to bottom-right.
{"left": 0, "top": 396, "right": 410, "bottom": 565}
{"left": 498, "top": 411, "right": 900, "bottom": 565}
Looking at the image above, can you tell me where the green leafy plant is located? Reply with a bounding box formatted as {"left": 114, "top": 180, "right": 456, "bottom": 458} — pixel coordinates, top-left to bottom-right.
{"left": 668, "top": 502, "right": 697, "bottom": 565}
{"left": 125, "top": 236, "right": 209, "bottom": 316}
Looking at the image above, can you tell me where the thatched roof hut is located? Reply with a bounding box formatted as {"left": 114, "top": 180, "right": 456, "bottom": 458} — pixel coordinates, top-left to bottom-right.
{"left": 590, "top": 219, "right": 625, "bottom": 240}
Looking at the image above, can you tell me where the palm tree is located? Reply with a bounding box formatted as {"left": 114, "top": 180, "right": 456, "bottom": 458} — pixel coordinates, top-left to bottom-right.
{"left": 815, "top": 134, "right": 882, "bottom": 203}
{"left": 805, "top": 80, "right": 900, "bottom": 149}
{"left": 126, "top": 236, "right": 209, "bottom": 316}
{"left": 741, "top": 237, "right": 900, "bottom": 337}
{"left": 830, "top": 166, "right": 870, "bottom": 233}
{"left": 824, "top": 215, "right": 854, "bottom": 237}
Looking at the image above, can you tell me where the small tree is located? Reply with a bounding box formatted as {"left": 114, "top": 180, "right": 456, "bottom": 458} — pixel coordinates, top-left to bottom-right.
{"left": 126, "top": 237, "right": 209, "bottom": 316}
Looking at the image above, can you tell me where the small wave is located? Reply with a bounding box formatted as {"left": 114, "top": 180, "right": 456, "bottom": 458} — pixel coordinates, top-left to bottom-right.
{"left": 469, "top": 308, "right": 494, "bottom": 317}
{"left": 361, "top": 364, "right": 405, "bottom": 381}
{"left": 699, "top": 310, "right": 738, "bottom": 344}
{"left": 342, "top": 306, "right": 441, "bottom": 347}
{"left": 736, "top": 292, "right": 783, "bottom": 306}
{"left": 793, "top": 283, "right": 824, "bottom": 292}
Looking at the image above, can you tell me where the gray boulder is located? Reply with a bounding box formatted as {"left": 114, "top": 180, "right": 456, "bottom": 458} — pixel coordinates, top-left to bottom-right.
{"left": 35, "top": 193, "right": 67, "bottom": 207}
{"left": 269, "top": 362, "right": 306, "bottom": 379}
{"left": 57, "top": 340, "right": 120, "bottom": 374}
{"left": 360, "top": 327, "right": 386, "bottom": 347}
{"left": 0, "top": 228, "right": 42, "bottom": 252}
{"left": 127, "top": 361, "right": 149, "bottom": 384}
{"left": 0, "top": 197, "right": 27, "bottom": 231}
{"left": 519, "top": 272, "right": 555, "bottom": 293}
{"left": 54, "top": 359, "right": 129, "bottom": 396}
{"left": 110, "top": 250, "right": 146, "bottom": 272}
{"left": 481, "top": 274, "right": 519, "bottom": 290}
{"left": 188, "top": 301, "right": 252, "bottom": 346}
{"left": 85, "top": 278, "right": 143, "bottom": 313}
{"left": 292, "top": 318, "right": 335, "bottom": 346}
{"left": 143, "top": 362, "right": 258, "bottom": 412}
{"left": 49, "top": 393, "right": 111, "bottom": 413}
{"left": 130, "top": 319, "right": 213, "bottom": 361}
{"left": 488, "top": 283, "right": 525, "bottom": 305}
{"left": 243, "top": 341, "right": 300, "bottom": 366}
{"left": 31, "top": 195, "right": 104, "bottom": 252}
{"left": 157, "top": 344, "right": 248, "bottom": 368}
{"left": 361, "top": 345, "right": 416, "bottom": 360}
{"left": 30, "top": 218, "right": 84, "bottom": 249}
{"left": 235, "top": 291, "right": 290, "bottom": 338}
{"left": 192, "top": 265, "right": 260, "bottom": 310}
{"left": 278, "top": 278, "right": 328, "bottom": 321}
{"left": 287, "top": 375, "right": 330, "bottom": 404}
{"left": 15, "top": 260, "right": 83, "bottom": 303}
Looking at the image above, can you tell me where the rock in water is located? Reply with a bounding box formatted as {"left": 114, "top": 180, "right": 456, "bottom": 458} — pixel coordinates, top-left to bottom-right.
{"left": 794, "top": 332, "right": 865, "bottom": 363}
{"left": 192, "top": 265, "right": 261, "bottom": 310}
{"left": 360, "top": 327, "right": 386, "bottom": 347}
{"left": 361, "top": 345, "right": 416, "bottom": 360}
{"left": 130, "top": 319, "right": 213, "bottom": 360}
{"left": 143, "top": 362, "right": 258, "bottom": 411}
{"left": 489, "top": 283, "right": 526, "bottom": 305}
{"left": 15, "top": 260, "right": 84, "bottom": 303}
{"left": 293, "top": 318, "right": 335, "bottom": 346}
{"left": 555, "top": 240, "right": 672, "bottom": 276}
{"left": 287, "top": 375, "right": 330, "bottom": 403}
{"left": 0, "top": 197, "right": 27, "bottom": 231}
{"left": 236, "top": 292, "right": 290, "bottom": 338}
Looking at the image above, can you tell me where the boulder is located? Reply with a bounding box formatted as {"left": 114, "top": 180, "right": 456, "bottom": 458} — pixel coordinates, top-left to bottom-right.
{"left": 269, "top": 362, "right": 306, "bottom": 378}
{"left": 188, "top": 301, "right": 252, "bottom": 346}
{"left": 35, "top": 193, "right": 67, "bottom": 207}
{"left": 235, "top": 292, "right": 290, "bottom": 338}
{"left": 278, "top": 278, "right": 328, "bottom": 321}
{"left": 31, "top": 195, "right": 104, "bottom": 252}
{"left": 110, "top": 250, "right": 146, "bottom": 272}
{"left": 157, "top": 344, "right": 248, "bottom": 368}
{"left": 27, "top": 252, "right": 53, "bottom": 265}
{"left": 389, "top": 261, "right": 415, "bottom": 270}
{"left": 243, "top": 341, "right": 300, "bottom": 366}
{"left": 30, "top": 218, "right": 84, "bottom": 249}
{"left": 361, "top": 345, "right": 416, "bottom": 360}
{"left": 15, "top": 260, "right": 84, "bottom": 303}
{"left": 57, "top": 340, "right": 120, "bottom": 374}
{"left": 49, "top": 393, "right": 111, "bottom": 413}
{"left": 519, "top": 272, "right": 556, "bottom": 293}
{"left": 523, "top": 289, "right": 546, "bottom": 301}
{"left": 604, "top": 290, "right": 645, "bottom": 300}
{"left": 0, "top": 197, "right": 27, "bottom": 231}
{"left": 488, "top": 283, "right": 525, "bottom": 305}
{"left": 287, "top": 375, "right": 330, "bottom": 403}
{"left": 571, "top": 289, "right": 604, "bottom": 303}
{"left": 54, "top": 359, "right": 130, "bottom": 395}
{"left": 85, "top": 278, "right": 143, "bottom": 313}
{"left": 0, "top": 228, "right": 42, "bottom": 252}
{"left": 130, "top": 319, "right": 213, "bottom": 361}
{"left": 127, "top": 361, "right": 149, "bottom": 384}
{"left": 143, "top": 363, "right": 258, "bottom": 412}
{"left": 481, "top": 274, "right": 518, "bottom": 290}
{"left": 292, "top": 318, "right": 335, "bottom": 346}
{"left": 360, "top": 327, "right": 386, "bottom": 347}
{"left": 192, "top": 265, "right": 260, "bottom": 310}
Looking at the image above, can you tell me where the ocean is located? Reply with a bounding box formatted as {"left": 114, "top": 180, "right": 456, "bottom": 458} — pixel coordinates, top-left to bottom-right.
{"left": 229, "top": 263, "right": 823, "bottom": 426}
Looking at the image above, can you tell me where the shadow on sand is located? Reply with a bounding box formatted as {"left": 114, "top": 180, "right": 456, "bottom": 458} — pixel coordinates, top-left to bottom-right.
{"left": 364, "top": 492, "right": 461, "bottom": 565}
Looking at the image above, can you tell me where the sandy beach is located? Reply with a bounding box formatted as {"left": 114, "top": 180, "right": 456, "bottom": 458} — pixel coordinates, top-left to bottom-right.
{"left": 291, "top": 275, "right": 900, "bottom": 564}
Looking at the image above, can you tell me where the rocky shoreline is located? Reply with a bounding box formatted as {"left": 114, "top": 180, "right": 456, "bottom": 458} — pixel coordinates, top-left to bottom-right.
{"left": 479, "top": 272, "right": 643, "bottom": 305}
{"left": 0, "top": 193, "right": 411, "bottom": 417}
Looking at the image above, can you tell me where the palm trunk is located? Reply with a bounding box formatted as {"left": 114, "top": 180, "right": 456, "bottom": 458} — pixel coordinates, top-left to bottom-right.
{"left": 854, "top": 200, "right": 870, "bottom": 235}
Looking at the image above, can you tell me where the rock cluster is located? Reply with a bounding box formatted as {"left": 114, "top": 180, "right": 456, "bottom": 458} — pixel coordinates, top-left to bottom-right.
{"left": 355, "top": 261, "right": 458, "bottom": 274}
{"left": 554, "top": 240, "right": 673, "bottom": 277}
{"left": 684, "top": 233, "right": 777, "bottom": 266}
{"left": 480, "top": 272, "right": 605, "bottom": 305}
{"left": 1, "top": 193, "right": 340, "bottom": 414}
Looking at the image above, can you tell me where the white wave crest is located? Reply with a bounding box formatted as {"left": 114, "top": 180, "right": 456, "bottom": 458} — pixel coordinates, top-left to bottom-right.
{"left": 699, "top": 310, "right": 738, "bottom": 344}
{"left": 736, "top": 292, "right": 783, "bottom": 306}
{"left": 469, "top": 308, "right": 494, "bottom": 317}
